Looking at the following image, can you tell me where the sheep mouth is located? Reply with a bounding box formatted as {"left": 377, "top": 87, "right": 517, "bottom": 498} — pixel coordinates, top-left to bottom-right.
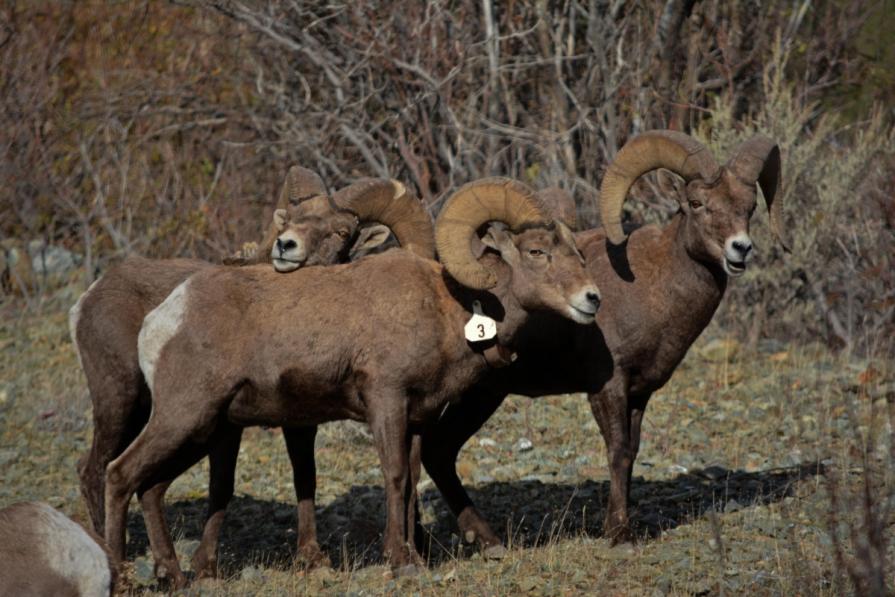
{"left": 568, "top": 304, "right": 597, "bottom": 324}
{"left": 272, "top": 257, "right": 305, "bottom": 272}
{"left": 723, "top": 257, "right": 747, "bottom": 277}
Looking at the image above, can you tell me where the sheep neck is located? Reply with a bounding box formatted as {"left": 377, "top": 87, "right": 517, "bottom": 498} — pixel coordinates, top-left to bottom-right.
{"left": 662, "top": 213, "right": 728, "bottom": 328}
{"left": 467, "top": 254, "right": 532, "bottom": 351}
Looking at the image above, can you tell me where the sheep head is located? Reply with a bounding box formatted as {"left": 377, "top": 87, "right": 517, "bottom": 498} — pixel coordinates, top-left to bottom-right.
{"left": 267, "top": 166, "right": 435, "bottom": 272}
{"left": 436, "top": 178, "right": 601, "bottom": 324}
{"left": 599, "top": 130, "right": 786, "bottom": 277}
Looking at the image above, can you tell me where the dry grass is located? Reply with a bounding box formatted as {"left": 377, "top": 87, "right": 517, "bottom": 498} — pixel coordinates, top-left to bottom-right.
{"left": 1, "top": 299, "right": 891, "bottom": 595}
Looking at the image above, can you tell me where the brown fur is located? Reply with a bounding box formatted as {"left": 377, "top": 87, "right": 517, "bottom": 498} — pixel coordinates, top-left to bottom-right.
{"left": 71, "top": 171, "right": 426, "bottom": 577}
{"left": 420, "top": 163, "right": 785, "bottom": 548}
{"left": 105, "top": 221, "right": 599, "bottom": 585}
{"left": 0, "top": 502, "right": 114, "bottom": 597}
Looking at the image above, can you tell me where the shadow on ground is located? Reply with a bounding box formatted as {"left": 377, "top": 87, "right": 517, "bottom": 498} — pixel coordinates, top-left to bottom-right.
{"left": 124, "top": 461, "right": 822, "bottom": 575}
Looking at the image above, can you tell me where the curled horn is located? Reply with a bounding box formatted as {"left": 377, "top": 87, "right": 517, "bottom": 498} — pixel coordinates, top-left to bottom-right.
{"left": 536, "top": 187, "right": 578, "bottom": 230}
{"left": 278, "top": 165, "right": 328, "bottom": 208}
{"left": 726, "top": 136, "right": 788, "bottom": 252}
{"left": 333, "top": 179, "right": 436, "bottom": 260}
{"left": 600, "top": 130, "right": 720, "bottom": 245}
{"left": 435, "top": 177, "right": 550, "bottom": 289}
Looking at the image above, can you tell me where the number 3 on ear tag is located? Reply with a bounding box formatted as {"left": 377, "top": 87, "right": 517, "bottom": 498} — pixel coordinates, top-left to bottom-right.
{"left": 464, "top": 300, "right": 497, "bottom": 342}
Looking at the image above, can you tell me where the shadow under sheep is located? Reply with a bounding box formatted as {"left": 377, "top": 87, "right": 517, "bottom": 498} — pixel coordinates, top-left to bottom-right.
{"left": 124, "top": 461, "right": 822, "bottom": 575}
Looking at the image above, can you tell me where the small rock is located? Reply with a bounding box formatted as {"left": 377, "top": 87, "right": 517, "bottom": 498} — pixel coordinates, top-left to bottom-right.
{"left": 699, "top": 338, "right": 741, "bottom": 362}
{"left": 515, "top": 437, "right": 534, "bottom": 452}
{"left": 240, "top": 565, "right": 264, "bottom": 581}
{"left": 725, "top": 499, "right": 743, "bottom": 513}
{"left": 478, "top": 437, "right": 497, "bottom": 448}
{"left": 0, "top": 449, "right": 19, "bottom": 467}
{"left": 517, "top": 577, "right": 542, "bottom": 592}
{"left": 757, "top": 337, "right": 785, "bottom": 353}
{"left": 176, "top": 539, "right": 200, "bottom": 558}
{"left": 133, "top": 556, "right": 155, "bottom": 587}
{"left": 668, "top": 464, "right": 688, "bottom": 475}
{"left": 698, "top": 465, "right": 729, "bottom": 481}
{"left": 27, "top": 240, "right": 82, "bottom": 276}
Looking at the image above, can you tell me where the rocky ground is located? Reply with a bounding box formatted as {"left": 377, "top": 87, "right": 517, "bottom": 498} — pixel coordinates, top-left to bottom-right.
{"left": 0, "top": 299, "right": 892, "bottom": 595}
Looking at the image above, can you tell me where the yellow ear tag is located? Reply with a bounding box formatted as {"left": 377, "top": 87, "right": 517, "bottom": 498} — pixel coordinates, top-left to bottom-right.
{"left": 464, "top": 300, "right": 497, "bottom": 343}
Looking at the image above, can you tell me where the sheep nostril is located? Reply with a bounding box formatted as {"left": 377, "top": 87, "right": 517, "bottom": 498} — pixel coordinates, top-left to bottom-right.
{"left": 732, "top": 239, "right": 752, "bottom": 255}
{"left": 275, "top": 238, "right": 284, "bottom": 253}
{"left": 586, "top": 291, "right": 601, "bottom": 307}
{"left": 282, "top": 239, "right": 297, "bottom": 251}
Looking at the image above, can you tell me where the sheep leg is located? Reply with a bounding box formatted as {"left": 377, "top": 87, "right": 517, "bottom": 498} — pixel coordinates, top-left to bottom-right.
{"left": 105, "top": 406, "right": 218, "bottom": 584}
{"left": 421, "top": 391, "right": 506, "bottom": 551}
{"left": 191, "top": 423, "right": 244, "bottom": 579}
{"left": 78, "top": 371, "right": 147, "bottom": 535}
{"left": 134, "top": 437, "right": 212, "bottom": 589}
{"left": 407, "top": 432, "right": 426, "bottom": 557}
{"left": 282, "top": 426, "right": 331, "bottom": 569}
{"left": 367, "top": 399, "right": 416, "bottom": 573}
{"left": 137, "top": 479, "right": 182, "bottom": 586}
{"left": 588, "top": 377, "right": 638, "bottom": 544}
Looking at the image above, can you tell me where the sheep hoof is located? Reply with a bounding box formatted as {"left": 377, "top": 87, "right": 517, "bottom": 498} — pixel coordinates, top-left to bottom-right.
{"left": 482, "top": 544, "right": 508, "bottom": 560}
{"left": 609, "top": 540, "right": 636, "bottom": 556}
{"left": 392, "top": 563, "right": 421, "bottom": 578}
{"left": 191, "top": 557, "right": 218, "bottom": 580}
{"left": 295, "top": 545, "right": 331, "bottom": 570}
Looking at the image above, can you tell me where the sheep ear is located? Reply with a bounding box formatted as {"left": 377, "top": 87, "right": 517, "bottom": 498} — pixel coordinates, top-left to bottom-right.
{"left": 349, "top": 224, "right": 391, "bottom": 260}
{"left": 555, "top": 221, "right": 585, "bottom": 264}
{"left": 656, "top": 168, "right": 686, "bottom": 205}
{"left": 480, "top": 223, "right": 519, "bottom": 264}
{"left": 273, "top": 209, "right": 289, "bottom": 231}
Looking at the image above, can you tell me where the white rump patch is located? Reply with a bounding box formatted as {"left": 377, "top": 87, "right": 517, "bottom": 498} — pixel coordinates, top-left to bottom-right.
{"left": 138, "top": 278, "right": 192, "bottom": 395}
{"left": 68, "top": 277, "right": 101, "bottom": 370}
{"left": 31, "top": 503, "right": 112, "bottom": 597}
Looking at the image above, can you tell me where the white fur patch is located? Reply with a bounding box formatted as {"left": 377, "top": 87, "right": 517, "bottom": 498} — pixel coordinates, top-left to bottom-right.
{"left": 722, "top": 232, "right": 753, "bottom": 277}
{"left": 68, "top": 277, "right": 101, "bottom": 370}
{"left": 723, "top": 232, "right": 753, "bottom": 262}
{"left": 138, "top": 278, "right": 191, "bottom": 395}
{"left": 271, "top": 229, "right": 306, "bottom": 272}
{"left": 31, "top": 503, "right": 111, "bottom": 597}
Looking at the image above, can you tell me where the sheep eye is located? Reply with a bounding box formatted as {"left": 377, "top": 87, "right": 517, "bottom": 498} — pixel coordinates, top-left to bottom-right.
{"left": 336, "top": 229, "right": 349, "bottom": 239}
{"left": 689, "top": 200, "right": 703, "bottom": 210}
{"left": 528, "top": 248, "right": 546, "bottom": 258}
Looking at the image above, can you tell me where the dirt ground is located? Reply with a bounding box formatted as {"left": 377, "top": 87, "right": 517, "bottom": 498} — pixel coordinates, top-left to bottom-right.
{"left": 0, "top": 299, "right": 891, "bottom": 595}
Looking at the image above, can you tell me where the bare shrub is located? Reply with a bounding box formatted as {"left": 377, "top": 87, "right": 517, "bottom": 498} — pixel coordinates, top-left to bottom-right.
{"left": 699, "top": 36, "right": 895, "bottom": 354}
{"left": 1, "top": 0, "right": 891, "bottom": 336}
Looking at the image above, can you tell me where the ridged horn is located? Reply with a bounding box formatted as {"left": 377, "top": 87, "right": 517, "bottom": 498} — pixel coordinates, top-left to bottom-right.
{"left": 600, "top": 130, "right": 720, "bottom": 244}
{"left": 333, "top": 179, "right": 435, "bottom": 259}
{"left": 435, "top": 177, "right": 550, "bottom": 290}
{"left": 277, "top": 165, "right": 328, "bottom": 208}
{"left": 536, "top": 187, "right": 578, "bottom": 230}
{"left": 726, "top": 136, "right": 788, "bottom": 252}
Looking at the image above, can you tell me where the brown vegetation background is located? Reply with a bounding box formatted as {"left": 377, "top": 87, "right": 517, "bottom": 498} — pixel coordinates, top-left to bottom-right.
{"left": 2, "top": 0, "right": 893, "bottom": 351}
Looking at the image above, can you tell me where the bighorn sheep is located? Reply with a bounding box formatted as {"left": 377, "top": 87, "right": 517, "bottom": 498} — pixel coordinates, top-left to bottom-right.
{"left": 419, "top": 130, "right": 786, "bottom": 549}
{"left": 70, "top": 165, "right": 433, "bottom": 565}
{"left": 0, "top": 501, "right": 114, "bottom": 596}
{"left": 171, "top": 185, "right": 586, "bottom": 578}
{"left": 107, "top": 178, "right": 601, "bottom": 584}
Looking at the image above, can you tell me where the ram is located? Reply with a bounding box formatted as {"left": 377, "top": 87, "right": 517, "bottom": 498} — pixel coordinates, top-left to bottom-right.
{"left": 0, "top": 501, "right": 114, "bottom": 597}
{"left": 419, "top": 130, "right": 786, "bottom": 551}
{"left": 69, "top": 165, "right": 433, "bottom": 574}
{"left": 105, "top": 178, "right": 600, "bottom": 585}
